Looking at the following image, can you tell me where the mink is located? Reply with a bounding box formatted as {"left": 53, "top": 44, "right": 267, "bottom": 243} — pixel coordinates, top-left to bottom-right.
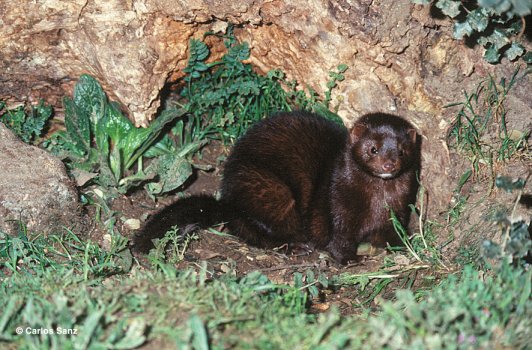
{"left": 133, "top": 111, "right": 421, "bottom": 264}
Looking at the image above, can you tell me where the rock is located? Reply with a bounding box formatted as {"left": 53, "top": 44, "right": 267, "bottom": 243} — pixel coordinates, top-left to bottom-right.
{"left": 0, "top": 123, "right": 83, "bottom": 235}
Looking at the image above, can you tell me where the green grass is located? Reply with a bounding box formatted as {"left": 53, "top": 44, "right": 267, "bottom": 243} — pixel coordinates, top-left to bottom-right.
{"left": 1, "top": 216, "right": 530, "bottom": 349}
{"left": 0, "top": 224, "right": 130, "bottom": 279}
{"left": 446, "top": 68, "right": 529, "bottom": 177}
{"left": 1, "top": 155, "right": 530, "bottom": 348}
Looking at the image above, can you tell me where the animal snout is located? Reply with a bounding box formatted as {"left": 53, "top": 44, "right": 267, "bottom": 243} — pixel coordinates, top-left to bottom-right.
{"left": 382, "top": 162, "right": 396, "bottom": 172}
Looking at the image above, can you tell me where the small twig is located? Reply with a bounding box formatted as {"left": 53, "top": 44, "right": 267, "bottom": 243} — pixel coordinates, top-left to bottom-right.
{"left": 299, "top": 280, "right": 320, "bottom": 291}
{"left": 517, "top": 16, "right": 526, "bottom": 40}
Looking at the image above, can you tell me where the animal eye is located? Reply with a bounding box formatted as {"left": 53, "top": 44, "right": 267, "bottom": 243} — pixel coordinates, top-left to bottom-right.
{"left": 370, "top": 147, "right": 378, "bottom": 154}
{"left": 398, "top": 150, "right": 404, "bottom": 157}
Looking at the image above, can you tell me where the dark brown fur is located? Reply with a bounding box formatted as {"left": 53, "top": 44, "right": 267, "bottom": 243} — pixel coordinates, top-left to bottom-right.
{"left": 134, "top": 111, "right": 421, "bottom": 264}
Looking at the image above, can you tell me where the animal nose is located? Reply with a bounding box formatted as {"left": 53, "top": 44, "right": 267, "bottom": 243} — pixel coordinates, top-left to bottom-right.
{"left": 382, "top": 162, "right": 396, "bottom": 172}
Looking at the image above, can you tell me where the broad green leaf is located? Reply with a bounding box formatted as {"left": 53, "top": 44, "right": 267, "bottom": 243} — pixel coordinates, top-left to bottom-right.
{"left": 73, "top": 74, "right": 107, "bottom": 128}
{"left": 144, "top": 134, "right": 176, "bottom": 158}
{"left": 505, "top": 42, "right": 524, "bottom": 61}
{"left": 436, "top": 0, "right": 462, "bottom": 18}
{"left": 479, "top": 28, "right": 510, "bottom": 49}
{"left": 121, "top": 126, "right": 156, "bottom": 169}
{"left": 466, "top": 9, "right": 490, "bottom": 32}
{"left": 522, "top": 51, "right": 532, "bottom": 63}
{"left": 306, "top": 269, "right": 315, "bottom": 282}
{"left": 103, "top": 102, "right": 134, "bottom": 180}
{"left": 90, "top": 102, "right": 115, "bottom": 186}
{"left": 509, "top": 0, "right": 532, "bottom": 16}
{"left": 63, "top": 97, "right": 90, "bottom": 156}
{"left": 292, "top": 272, "right": 303, "bottom": 289}
{"left": 94, "top": 108, "right": 110, "bottom": 164}
{"left": 318, "top": 273, "right": 329, "bottom": 288}
{"left": 145, "top": 153, "right": 193, "bottom": 196}
{"left": 484, "top": 45, "right": 501, "bottom": 63}
{"left": 109, "top": 144, "right": 122, "bottom": 182}
{"left": 453, "top": 21, "right": 473, "bottom": 39}
{"left": 124, "top": 108, "right": 187, "bottom": 169}
{"left": 106, "top": 102, "right": 135, "bottom": 145}
{"left": 308, "top": 285, "right": 319, "bottom": 298}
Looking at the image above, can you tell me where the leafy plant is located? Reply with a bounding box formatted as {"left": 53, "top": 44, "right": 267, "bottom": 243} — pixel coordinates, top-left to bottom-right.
{"left": 481, "top": 176, "right": 531, "bottom": 268}
{"left": 0, "top": 100, "right": 52, "bottom": 144}
{"left": 292, "top": 270, "right": 330, "bottom": 305}
{"left": 177, "top": 27, "right": 346, "bottom": 145}
{"left": 413, "top": 0, "right": 532, "bottom": 64}
{"left": 141, "top": 119, "right": 206, "bottom": 197}
{"left": 446, "top": 68, "right": 529, "bottom": 175}
{"left": 44, "top": 75, "right": 187, "bottom": 194}
{"left": 364, "top": 263, "right": 531, "bottom": 349}
{"left": 147, "top": 227, "right": 199, "bottom": 266}
{"left": 41, "top": 30, "right": 346, "bottom": 198}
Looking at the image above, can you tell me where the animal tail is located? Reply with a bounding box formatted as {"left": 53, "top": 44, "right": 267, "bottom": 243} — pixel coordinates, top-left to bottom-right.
{"left": 132, "top": 195, "right": 227, "bottom": 253}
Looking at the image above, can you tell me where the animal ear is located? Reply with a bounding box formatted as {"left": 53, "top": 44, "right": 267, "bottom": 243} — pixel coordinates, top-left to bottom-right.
{"left": 407, "top": 128, "right": 417, "bottom": 143}
{"left": 350, "top": 123, "right": 366, "bottom": 142}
